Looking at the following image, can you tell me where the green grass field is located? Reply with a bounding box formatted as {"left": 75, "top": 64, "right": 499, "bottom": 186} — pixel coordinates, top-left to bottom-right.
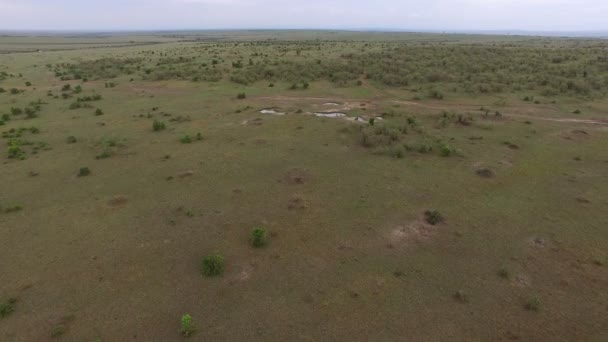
{"left": 0, "top": 31, "right": 607, "bottom": 341}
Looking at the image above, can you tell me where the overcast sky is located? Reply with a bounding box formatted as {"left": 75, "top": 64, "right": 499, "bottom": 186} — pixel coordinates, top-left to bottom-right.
{"left": 1, "top": 0, "right": 607, "bottom": 32}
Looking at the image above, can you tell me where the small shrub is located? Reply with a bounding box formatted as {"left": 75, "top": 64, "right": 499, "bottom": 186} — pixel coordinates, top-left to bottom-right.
{"left": 251, "top": 228, "right": 267, "bottom": 247}
{"left": 50, "top": 325, "right": 66, "bottom": 338}
{"left": 95, "top": 108, "right": 104, "bottom": 116}
{"left": 573, "top": 109, "right": 581, "bottom": 114}
{"left": 152, "top": 120, "right": 166, "bottom": 131}
{"left": 62, "top": 84, "right": 71, "bottom": 92}
{"left": 525, "top": 296, "right": 541, "bottom": 311}
{"left": 78, "top": 167, "right": 91, "bottom": 177}
{"left": 8, "top": 145, "right": 25, "bottom": 159}
{"left": 180, "top": 135, "right": 193, "bottom": 144}
{"left": 180, "top": 314, "right": 194, "bottom": 337}
{"left": 424, "top": 210, "right": 444, "bottom": 225}
{"left": 95, "top": 149, "right": 113, "bottom": 159}
{"left": 201, "top": 255, "right": 225, "bottom": 277}
{"left": 497, "top": 267, "right": 510, "bottom": 279}
{"left": 417, "top": 144, "right": 433, "bottom": 154}
{"left": 67, "top": 136, "right": 77, "bottom": 144}
{"left": 237, "top": 92, "right": 246, "bottom": 99}
{"left": 69, "top": 102, "right": 82, "bottom": 110}
{"left": 0, "top": 298, "right": 16, "bottom": 318}
{"left": 439, "top": 143, "right": 455, "bottom": 157}
{"left": 453, "top": 291, "right": 468, "bottom": 303}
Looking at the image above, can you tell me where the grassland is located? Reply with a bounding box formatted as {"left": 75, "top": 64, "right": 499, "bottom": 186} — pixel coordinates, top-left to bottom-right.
{"left": 0, "top": 31, "right": 607, "bottom": 341}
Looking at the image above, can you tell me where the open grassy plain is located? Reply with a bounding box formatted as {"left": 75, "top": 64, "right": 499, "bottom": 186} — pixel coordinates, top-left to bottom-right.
{"left": 0, "top": 31, "right": 607, "bottom": 341}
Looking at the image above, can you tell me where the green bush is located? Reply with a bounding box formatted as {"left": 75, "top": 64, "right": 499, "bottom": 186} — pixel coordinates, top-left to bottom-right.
{"left": 180, "top": 314, "right": 194, "bottom": 337}
{"left": 152, "top": 120, "right": 166, "bottom": 131}
{"left": 180, "top": 135, "right": 193, "bottom": 144}
{"left": 0, "top": 298, "right": 16, "bottom": 318}
{"left": 201, "top": 255, "right": 225, "bottom": 277}
{"left": 425, "top": 210, "right": 444, "bottom": 225}
{"left": 78, "top": 167, "right": 91, "bottom": 177}
{"left": 251, "top": 228, "right": 267, "bottom": 247}
{"left": 8, "top": 143, "right": 24, "bottom": 159}
{"left": 95, "top": 108, "right": 104, "bottom": 116}
{"left": 439, "top": 143, "right": 455, "bottom": 157}
{"left": 237, "top": 92, "right": 246, "bottom": 99}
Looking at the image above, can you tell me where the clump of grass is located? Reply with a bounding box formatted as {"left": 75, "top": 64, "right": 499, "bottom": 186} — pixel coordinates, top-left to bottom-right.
{"left": 524, "top": 295, "right": 541, "bottom": 311}
{"left": 573, "top": 109, "right": 581, "bottom": 114}
{"left": 67, "top": 136, "right": 77, "bottom": 144}
{"left": 424, "top": 210, "right": 444, "bottom": 225}
{"left": 251, "top": 228, "right": 267, "bottom": 248}
{"left": 237, "top": 92, "right": 246, "bottom": 99}
{"left": 201, "top": 255, "right": 225, "bottom": 277}
{"left": 78, "top": 167, "right": 91, "bottom": 177}
{"left": 152, "top": 120, "right": 166, "bottom": 131}
{"left": 95, "top": 108, "right": 104, "bottom": 116}
{"left": 180, "top": 314, "right": 195, "bottom": 337}
{"left": 0, "top": 298, "right": 16, "bottom": 318}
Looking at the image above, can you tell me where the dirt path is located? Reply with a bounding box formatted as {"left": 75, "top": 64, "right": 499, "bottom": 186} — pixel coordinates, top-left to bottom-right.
{"left": 254, "top": 95, "right": 608, "bottom": 126}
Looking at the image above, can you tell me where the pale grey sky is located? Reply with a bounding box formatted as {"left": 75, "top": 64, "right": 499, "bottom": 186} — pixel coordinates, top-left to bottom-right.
{"left": 0, "top": 0, "right": 606, "bottom": 31}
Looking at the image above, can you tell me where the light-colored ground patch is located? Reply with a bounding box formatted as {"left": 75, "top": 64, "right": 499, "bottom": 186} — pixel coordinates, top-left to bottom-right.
{"left": 388, "top": 220, "right": 438, "bottom": 246}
